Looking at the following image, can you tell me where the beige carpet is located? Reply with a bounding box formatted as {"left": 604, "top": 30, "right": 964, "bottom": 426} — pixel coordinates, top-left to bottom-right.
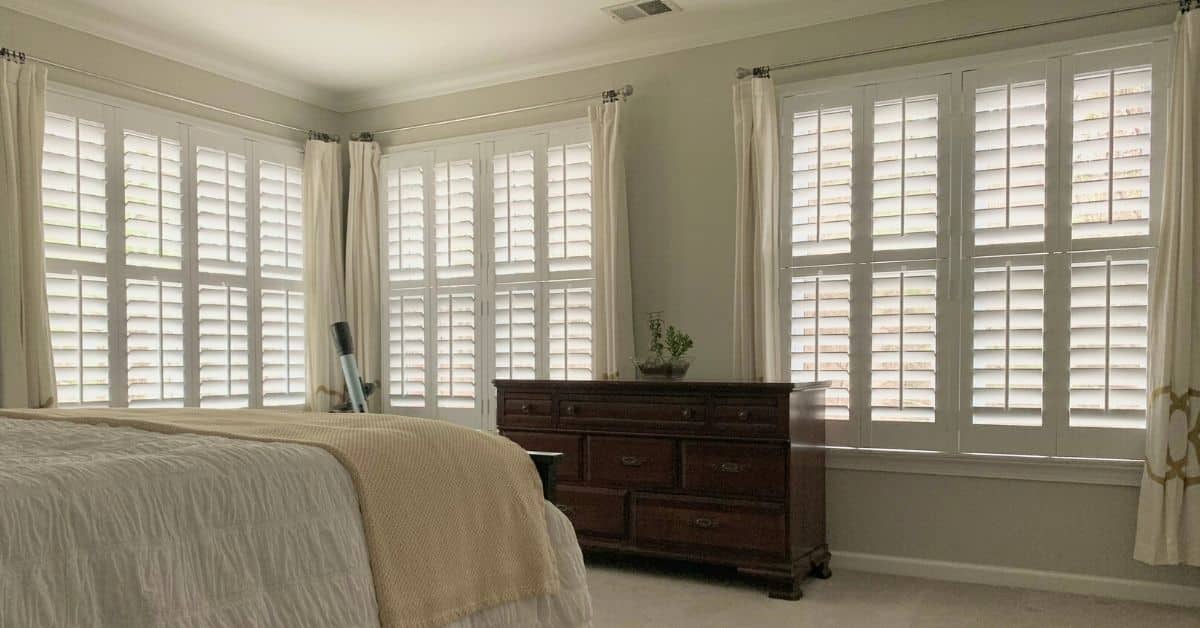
{"left": 586, "top": 556, "right": 1200, "bottom": 627}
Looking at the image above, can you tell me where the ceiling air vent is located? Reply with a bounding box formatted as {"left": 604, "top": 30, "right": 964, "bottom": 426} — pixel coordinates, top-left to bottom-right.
{"left": 605, "top": 0, "right": 681, "bottom": 23}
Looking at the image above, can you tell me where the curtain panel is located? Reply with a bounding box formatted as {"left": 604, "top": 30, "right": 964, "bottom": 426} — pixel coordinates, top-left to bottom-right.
{"left": 302, "top": 139, "right": 346, "bottom": 412}
{"left": 731, "top": 76, "right": 783, "bottom": 381}
{"left": 0, "top": 60, "right": 56, "bottom": 408}
{"left": 1135, "top": 8, "right": 1200, "bottom": 566}
{"left": 345, "top": 140, "right": 382, "bottom": 412}
{"left": 589, "top": 101, "right": 636, "bottom": 380}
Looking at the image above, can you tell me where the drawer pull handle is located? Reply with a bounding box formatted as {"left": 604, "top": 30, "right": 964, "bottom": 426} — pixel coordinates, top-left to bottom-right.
{"left": 690, "top": 517, "right": 720, "bottom": 529}
{"left": 711, "top": 461, "right": 748, "bottom": 473}
{"left": 520, "top": 403, "right": 531, "bottom": 414}
{"left": 555, "top": 504, "right": 576, "bottom": 516}
{"left": 681, "top": 408, "right": 694, "bottom": 419}
{"left": 564, "top": 404, "right": 577, "bottom": 416}
{"left": 619, "top": 455, "right": 646, "bottom": 467}
{"left": 737, "top": 410, "right": 750, "bottom": 421}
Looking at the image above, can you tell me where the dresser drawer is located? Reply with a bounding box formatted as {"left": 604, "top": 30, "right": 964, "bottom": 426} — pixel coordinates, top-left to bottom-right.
{"left": 499, "top": 394, "right": 553, "bottom": 428}
{"left": 588, "top": 436, "right": 676, "bottom": 488}
{"left": 633, "top": 495, "right": 786, "bottom": 557}
{"left": 710, "top": 395, "right": 785, "bottom": 436}
{"left": 681, "top": 442, "right": 787, "bottom": 500}
{"left": 503, "top": 431, "right": 582, "bottom": 481}
{"left": 559, "top": 395, "right": 706, "bottom": 432}
{"left": 555, "top": 486, "right": 628, "bottom": 538}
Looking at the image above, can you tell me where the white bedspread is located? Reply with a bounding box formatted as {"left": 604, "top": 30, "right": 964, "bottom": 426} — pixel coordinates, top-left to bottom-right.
{"left": 0, "top": 417, "right": 590, "bottom": 628}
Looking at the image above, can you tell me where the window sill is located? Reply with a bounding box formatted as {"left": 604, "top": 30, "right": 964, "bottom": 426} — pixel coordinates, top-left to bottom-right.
{"left": 825, "top": 448, "right": 1143, "bottom": 487}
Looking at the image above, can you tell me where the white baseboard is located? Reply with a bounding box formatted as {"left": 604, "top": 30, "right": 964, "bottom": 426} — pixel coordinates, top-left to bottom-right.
{"left": 832, "top": 550, "right": 1200, "bottom": 608}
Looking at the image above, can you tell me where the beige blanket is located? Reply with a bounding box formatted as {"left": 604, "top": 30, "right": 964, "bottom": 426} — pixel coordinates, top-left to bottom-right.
{"left": 0, "top": 408, "right": 558, "bottom": 628}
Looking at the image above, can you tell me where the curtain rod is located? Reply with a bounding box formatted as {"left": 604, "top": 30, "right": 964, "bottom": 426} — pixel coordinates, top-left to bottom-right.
{"left": 735, "top": 0, "right": 1178, "bottom": 79}
{"left": 354, "top": 84, "right": 633, "bottom": 140}
{"left": 0, "top": 46, "right": 339, "bottom": 142}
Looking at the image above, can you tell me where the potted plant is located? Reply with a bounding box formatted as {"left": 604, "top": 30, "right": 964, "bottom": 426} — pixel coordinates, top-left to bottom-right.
{"left": 634, "top": 311, "right": 694, "bottom": 380}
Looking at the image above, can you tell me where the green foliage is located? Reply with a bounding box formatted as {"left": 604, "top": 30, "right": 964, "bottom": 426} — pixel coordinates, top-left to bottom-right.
{"left": 665, "top": 326, "right": 694, "bottom": 360}
{"left": 643, "top": 311, "right": 692, "bottom": 364}
{"left": 647, "top": 311, "right": 666, "bottom": 361}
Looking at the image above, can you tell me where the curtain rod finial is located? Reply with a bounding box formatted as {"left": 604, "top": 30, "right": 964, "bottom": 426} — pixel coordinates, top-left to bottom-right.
{"left": 621, "top": 84, "right": 634, "bottom": 98}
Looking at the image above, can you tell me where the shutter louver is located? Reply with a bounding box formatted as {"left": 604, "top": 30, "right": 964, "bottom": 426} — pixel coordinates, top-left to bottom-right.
{"left": 1069, "top": 258, "right": 1148, "bottom": 429}
{"left": 547, "top": 143, "right": 592, "bottom": 272}
{"left": 871, "top": 269, "right": 936, "bottom": 422}
{"left": 494, "top": 151, "right": 537, "bottom": 275}
{"left": 791, "top": 106, "right": 853, "bottom": 257}
{"left": 495, "top": 287, "right": 538, "bottom": 379}
{"left": 124, "top": 131, "right": 183, "bottom": 269}
{"left": 873, "top": 95, "right": 938, "bottom": 250}
{"left": 42, "top": 113, "right": 106, "bottom": 263}
{"left": 548, "top": 285, "right": 592, "bottom": 380}
{"left": 388, "top": 293, "right": 426, "bottom": 407}
{"left": 972, "top": 264, "right": 1044, "bottom": 426}
{"left": 198, "top": 284, "right": 249, "bottom": 408}
{"left": 387, "top": 166, "right": 425, "bottom": 282}
{"left": 261, "top": 288, "right": 305, "bottom": 406}
{"left": 1071, "top": 66, "right": 1152, "bottom": 239}
{"left": 790, "top": 274, "right": 851, "bottom": 419}
{"left": 126, "top": 278, "right": 185, "bottom": 407}
{"left": 436, "top": 291, "right": 476, "bottom": 407}
{"left": 435, "top": 160, "right": 475, "bottom": 280}
{"left": 259, "top": 160, "right": 303, "bottom": 281}
{"left": 196, "top": 146, "right": 248, "bottom": 274}
{"left": 973, "top": 80, "right": 1046, "bottom": 246}
{"left": 46, "top": 272, "right": 108, "bottom": 406}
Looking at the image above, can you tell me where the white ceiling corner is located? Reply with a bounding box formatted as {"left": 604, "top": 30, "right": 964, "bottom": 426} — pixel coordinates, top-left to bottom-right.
{"left": 2, "top": 0, "right": 946, "bottom": 113}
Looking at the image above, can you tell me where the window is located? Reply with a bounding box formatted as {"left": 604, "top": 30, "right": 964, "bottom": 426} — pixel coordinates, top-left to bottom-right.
{"left": 380, "top": 124, "right": 594, "bottom": 429}
{"left": 42, "top": 89, "right": 305, "bottom": 409}
{"left": 780, "top": 39, "right": 1164, "bottom": 460}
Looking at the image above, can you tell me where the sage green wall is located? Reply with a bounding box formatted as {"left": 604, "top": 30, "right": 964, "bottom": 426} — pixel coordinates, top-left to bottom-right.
{"left": 0, "top": 7, "right": 341, "bottom": 141}
{"left": 342, "top": 0, "right": 1197, "bottom": 589}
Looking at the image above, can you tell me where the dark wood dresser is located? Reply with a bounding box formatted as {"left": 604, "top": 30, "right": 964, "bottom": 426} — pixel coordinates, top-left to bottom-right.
{"left": 495, "top": 379, "right": 829, "bottom": 599}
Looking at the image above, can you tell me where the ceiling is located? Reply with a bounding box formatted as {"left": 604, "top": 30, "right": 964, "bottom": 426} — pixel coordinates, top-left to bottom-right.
{"left": 3, "top": 0, "right": 943, "bottom": 112}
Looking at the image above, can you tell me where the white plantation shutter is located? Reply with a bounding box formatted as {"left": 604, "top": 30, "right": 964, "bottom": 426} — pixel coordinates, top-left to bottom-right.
{"left": 125, "top": 278, "right": 185, "bottom": 407}
{"left": 259, "top": 160, "right": 304, "bottom": 281}
{"left": 790, "top": 105, "right": 853, "bottom": 257}
{"left": 261, "top": 288, "right": 305, "bottom": 406}
{"left": 494, "top": 151, "right": 537, "bottom": 275}
{"left": 196, "top": 145, "right": 248, "bottom": 274}
{"left": 388, "top": 292, "right": 426, "bottom": 407}
{"left": 123, "top": 130, "right": 183, "bottom": 269}
{"left": 387, "top": 166, "right": 425, "bottom": 282}
{"left": 42, "top": 112, "right": 106, "bottom": 264}
{"left": 972, "top": 78, "right": 1048, "bottom": 247}
{"left": 1069, "top": 257, "right": 1149, "bottom": 429}
{"left": 45, "top": 272, "right": 108, "bottom": 406}
{"left": 971, "top": 263, "right": 1045, "bottom": 427}
{"left": 436, "top": 291, "right": 476, "bottom": 408}
{"left": 495, "top": 286, "right": 537, "bottom": 379}
{"left": 871, "top": 269, "right": 936, "bottom": 422}
{"left": 872, "top": 95, "right": 938, "bottom": 250}
{"left": 435, "top": 159, "right": 475, "bottom": 280}
{"left": 547, "top": 142, "right": 592, "bottom": 272}
{"left": 548, "top": 284, "right": 593, "bottom": 380}
{"left": 789, "top": 273, "right": 852, "bottom": 420}
{"left": 198, "top": 284, "right": 249, "bottom": 407}
{"left": 1070, "top": 65, "right": 1153, "bottom": 240}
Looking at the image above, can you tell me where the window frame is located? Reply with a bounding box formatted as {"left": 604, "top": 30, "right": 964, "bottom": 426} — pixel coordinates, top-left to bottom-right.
{"left": 775, "top": 27, "right": 1170, "bottom": 464}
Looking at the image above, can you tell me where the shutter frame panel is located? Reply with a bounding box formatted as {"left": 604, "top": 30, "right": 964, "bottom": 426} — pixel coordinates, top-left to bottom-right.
{"left": 547, "top": 142, "right": 592, "bottom": 273}
{"left": 198, "top": 283, "right": 250, "bottom": 408}
{"left": 259, "top": 159, "right": 304, "bottom": 281}
{"left": 123, "top": 130, "right": 184, "bottom": 270}
{"left": 261, "top": 288, "right": 305, "bottom": 406}
{"left": 388, "top": 290, "right": 427, "bottom": 407}
{"left": 547, "top": 282, "right": 593, "bottom": 380}
{"left": 971, "top": 78, "right": 1048, "bottom": 248}
{"left": 790, "top": 272, "right": 852, "bottom": 420}
{"left": 436, "top": 290, "right": 477, "bottom": 408}
{"left": 46, "top": 271, "right": 109, "bottom": 406}
{"left": 495, "top": 285, "right": 538, "bottom": 380}
{"left": 42, "top": 112, "right": 107, "bottom": 264}
{"left": 872, "top": 94, "right": 939, "bottom": 251}
{"left": 196, "top": 145, "right": 248, "bottom": 275}
{"left": 871, "top": 268, "right": 937, "bottom": 423}
{"left": 790, "top": 104, "right": 854, "bottom": 258}
{"left": 125, "top": 278, "right": 185, "bottom": 407}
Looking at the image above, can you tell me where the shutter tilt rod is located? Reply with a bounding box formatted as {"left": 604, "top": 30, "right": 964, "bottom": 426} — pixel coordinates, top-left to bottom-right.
{"left": 735, "top": 0, "right": 1176, "bottom": 79}
{"left": 0, "top": 46, "right": 338, "bottom": 142}
{"left": 354, "top": 84, "right": 633, "bottom": 141}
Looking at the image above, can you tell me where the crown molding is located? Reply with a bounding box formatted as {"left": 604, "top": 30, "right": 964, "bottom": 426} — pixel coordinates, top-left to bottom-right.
{"left": 337, "top": 0, "right": 942, "bottom": 112}
{"left": 0, "top": 0, "right": 343, "bottom": 111}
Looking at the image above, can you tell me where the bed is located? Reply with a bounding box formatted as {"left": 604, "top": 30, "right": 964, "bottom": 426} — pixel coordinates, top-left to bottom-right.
{"left": 0, "top": 413, "right": 592, "bottom": 628}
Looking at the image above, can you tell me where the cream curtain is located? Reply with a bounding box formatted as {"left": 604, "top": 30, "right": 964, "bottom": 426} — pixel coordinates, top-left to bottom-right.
{"left": 345, "top": 140, "right": 382, "bottom": 412}
{"left": 1135, "top": 7, "right": 1200, "bottom": 567}
{"left": 0, "top": 60, "right": 56, "bottom": 408}
{"left": 731, "top": 76, "right": 782, "bottom": 381}
{"left": 589, "top": 101, "right": 635, "bottom": 379}
{"left": 302, "top": 139, "right": 346, "bottom": 411}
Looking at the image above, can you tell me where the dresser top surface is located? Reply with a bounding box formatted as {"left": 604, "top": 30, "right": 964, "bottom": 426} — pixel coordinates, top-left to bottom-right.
{"left": 493, "top": 379, "right": 829, "bottom": 392}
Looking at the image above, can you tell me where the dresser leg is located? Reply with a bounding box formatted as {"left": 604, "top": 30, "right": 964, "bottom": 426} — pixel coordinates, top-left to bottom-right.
{"left": 737, "top": 566, "right": 802, "bottom": 600}
{"left": 809, "top": 544, "right": 833, "bottom": 579}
